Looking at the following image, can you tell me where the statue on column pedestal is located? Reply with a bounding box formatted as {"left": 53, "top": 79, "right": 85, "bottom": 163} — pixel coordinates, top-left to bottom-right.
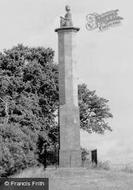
{"left": 60, "top": 5, "right": 73, "bottom": 27}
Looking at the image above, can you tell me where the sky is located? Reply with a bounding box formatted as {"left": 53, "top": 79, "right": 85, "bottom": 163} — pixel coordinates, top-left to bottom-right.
{"left": 0, "top": 0, "right": 133, "bottom": 164}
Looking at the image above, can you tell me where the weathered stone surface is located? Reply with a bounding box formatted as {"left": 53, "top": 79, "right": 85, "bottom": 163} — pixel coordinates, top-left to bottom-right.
{"left": 59, "top": 149, "right": 81, "bottom": 167}
{"left": 59, "top": 105, "right": 80, "bottom": 150}
{"left": 55, "top": 10, "right": 81, "bottom": 167}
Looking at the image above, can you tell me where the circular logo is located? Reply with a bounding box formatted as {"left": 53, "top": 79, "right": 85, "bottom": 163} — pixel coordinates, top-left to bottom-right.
{"left": 4, "top": 181, "right": 9, "bottom": 186}
{"left": 86, "top": 13, "right": 98, "bottom": 30}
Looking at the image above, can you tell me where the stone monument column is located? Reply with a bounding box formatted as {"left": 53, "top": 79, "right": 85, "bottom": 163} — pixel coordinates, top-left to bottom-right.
{"left": 55, "top": 5, "right": 81, "bottom": 167}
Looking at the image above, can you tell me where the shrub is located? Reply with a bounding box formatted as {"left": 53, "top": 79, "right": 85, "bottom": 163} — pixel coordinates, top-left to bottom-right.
{"left": 121, "top": 164, "right": 133, "bottom": 173}
{"left": 85, "top": 160, "right": 110, "bottom": 170}
{"left": 0, "top": 123, "right": 38, "bottom": 177}
{"left": 96, "top": 161, "right": 110, "bottom": 170}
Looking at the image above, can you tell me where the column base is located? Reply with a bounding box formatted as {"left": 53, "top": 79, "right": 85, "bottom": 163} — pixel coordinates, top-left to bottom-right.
{"left": 59, "top": 149, "right": 81, "bottom": 167}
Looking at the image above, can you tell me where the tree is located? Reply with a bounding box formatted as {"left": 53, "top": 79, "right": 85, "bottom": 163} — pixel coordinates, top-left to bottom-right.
{"left": 0, "top": 44, "right": 58, "bottom": 176}
{"left": 78, "top": 84, "right": 113, "bottom": 134}
{"left": 0, "top": 44, "right": 113, "bottom": 176}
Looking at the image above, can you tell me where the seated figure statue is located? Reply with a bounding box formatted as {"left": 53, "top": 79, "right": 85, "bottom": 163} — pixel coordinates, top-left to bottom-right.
{"left": 60, "top": 5, "right": 73, "bottom": 27}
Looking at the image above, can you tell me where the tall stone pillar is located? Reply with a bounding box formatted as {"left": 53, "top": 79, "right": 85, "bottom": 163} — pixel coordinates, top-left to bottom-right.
{"left": 55, "top": 5, "right": 81, "bottom": 167}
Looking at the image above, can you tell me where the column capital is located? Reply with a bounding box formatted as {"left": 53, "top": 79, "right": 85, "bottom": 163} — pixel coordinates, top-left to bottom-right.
{"left": 55, "top": 27, "right": 80, "bottom": 33}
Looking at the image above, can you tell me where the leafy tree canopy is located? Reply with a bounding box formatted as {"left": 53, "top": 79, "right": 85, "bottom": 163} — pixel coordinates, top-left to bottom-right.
{"left": 78, "top": 84, "right": 113, "bottom": 134}
{"left": 0, "top": 44, "right": 113, "bottom": 176}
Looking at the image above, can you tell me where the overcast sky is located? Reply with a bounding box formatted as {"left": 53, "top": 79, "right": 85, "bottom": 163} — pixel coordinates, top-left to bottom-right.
{"left": 0, "top": 0, "right": 133, "bottom": 164}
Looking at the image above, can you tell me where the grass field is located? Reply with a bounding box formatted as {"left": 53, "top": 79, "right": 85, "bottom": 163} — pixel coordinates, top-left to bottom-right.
{"left": 12, "top": 166, "right": 133, "bottom": 190}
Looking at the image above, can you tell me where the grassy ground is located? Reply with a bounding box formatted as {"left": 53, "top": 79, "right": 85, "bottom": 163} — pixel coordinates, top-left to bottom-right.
{"left": 12, "top": 166, "right": 133, "bottom": 190}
